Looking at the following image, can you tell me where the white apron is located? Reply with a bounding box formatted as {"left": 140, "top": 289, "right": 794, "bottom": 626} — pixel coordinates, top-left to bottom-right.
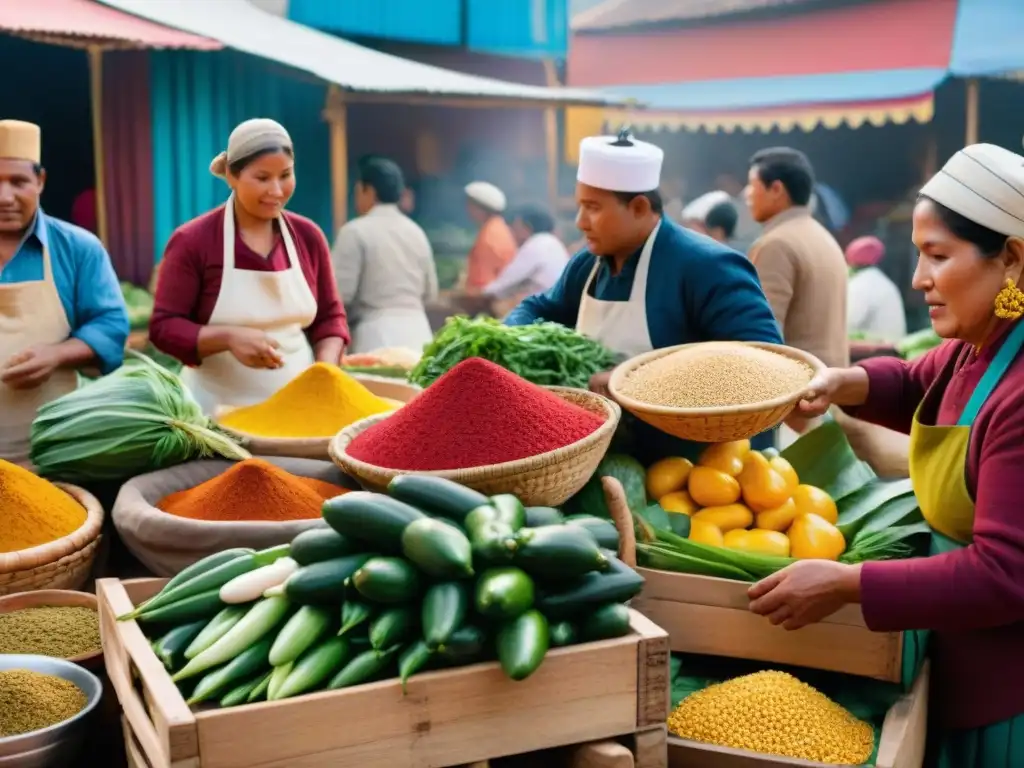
{"left": 0, "top": 239, "right": 78, "bottom": 467}
{"left": 575, "top": 221, "right": 661, "bottom": 358}
{"left": 350, "top": 308, "right": 433, "bottom": 356}
{"left": 181, "top": 197, "right": 318, "bottom": 414}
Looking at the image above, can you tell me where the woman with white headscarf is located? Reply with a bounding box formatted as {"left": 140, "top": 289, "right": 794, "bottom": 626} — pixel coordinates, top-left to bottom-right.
{"left": 745, "top": 144, "right": 1024, "bottom": 766}
{"left": 150, "top": 119, "right": 350, "bottom": 413}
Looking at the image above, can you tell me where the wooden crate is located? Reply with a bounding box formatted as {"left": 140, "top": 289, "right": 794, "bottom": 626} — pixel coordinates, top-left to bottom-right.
{"left": 665, "top": 661, "right": 929, "bottom": 768}
{"left": 632, "top": 568, "right": 903, "bottom": 683}
{"left": 100, "top": 578, "right": 670, "bottom": 768}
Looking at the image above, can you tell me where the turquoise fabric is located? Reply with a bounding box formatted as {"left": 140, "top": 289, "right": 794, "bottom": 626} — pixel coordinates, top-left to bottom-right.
{"left": 936, "top": 716, "right": 1024, "bottom": 768}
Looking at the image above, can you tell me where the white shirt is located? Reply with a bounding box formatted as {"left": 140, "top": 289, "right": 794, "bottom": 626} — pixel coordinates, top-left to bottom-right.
{"left": 847, "top": 266, "right": 907, "bottom": 341}
{"left": 483, "top": 232, "right": 569, "bottom": 299}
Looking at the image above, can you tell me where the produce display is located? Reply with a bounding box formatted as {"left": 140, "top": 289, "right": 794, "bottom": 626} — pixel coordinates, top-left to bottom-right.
{"left": 346, "top": 358, "right": 606, "bottom": 471}
{"left": 31, "top": 352, "right": 249, "bottom": 483}
{"left": 120, "top": 281, "right": 155, "bottom": 332}
{"left": 341, "top": 348, "right": 421, "bottom": 379}
{"left": 219, "top": 364, "right": 396, "bottom": 439}
{"left": 0, "top": 459, "right": 87, "bottom": 553}
{"left": 119, "top": 475, "right": 642, "bottom": 707}
{"left": 0, "top": 606, "right": 100, "bottom": 659}
{"left": 895, "top": 327, "right": 942, "bottom": 361}
{"left": 0, "top": 669, "right": 87, "bottom": 736}
{"left": 409, "top": 316, "right": 617, "bottom": 390}
{"left": 156, "top": 459, "right": 350, "bottom": 523}
{"left": 619, "top": 343, "right": 813, "bottom": 409}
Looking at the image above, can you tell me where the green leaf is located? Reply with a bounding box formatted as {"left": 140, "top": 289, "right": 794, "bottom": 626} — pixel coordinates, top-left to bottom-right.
{"left": 836, "top": 479, "right": 915, "bottom": 538}
{"left": 781, "top": 420, "right": 876, "bottom": 500}
{"left": 638, "top": 502, "right": 671, "bottom": 533}
{"left": 666, "top": 511, "right": 692, "bottom": 538}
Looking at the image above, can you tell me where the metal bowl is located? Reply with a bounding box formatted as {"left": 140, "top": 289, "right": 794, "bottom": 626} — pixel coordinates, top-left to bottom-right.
{"left": 0, "top": 655, "right": 103, "bottom": 767}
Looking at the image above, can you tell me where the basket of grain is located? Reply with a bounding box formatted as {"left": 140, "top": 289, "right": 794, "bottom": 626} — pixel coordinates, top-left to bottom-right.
{"left": 608, "top": 341, "right": 823, "bottom": 443}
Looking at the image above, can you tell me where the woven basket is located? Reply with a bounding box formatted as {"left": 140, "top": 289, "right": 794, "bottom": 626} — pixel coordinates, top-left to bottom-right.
{"left": 329, "top": 387, "right": 621, "bottom": 507}
{"left": 214, "top": 374, "right": 422, "bottom": 460}
{"left": 0, "top": 484, "right": 104, "bottom": 596}
{"left": 608, "top": 341, "right": 825, "bottom": 443}
{"left": 0, "top": 589, "right": 103, "bottom": 668}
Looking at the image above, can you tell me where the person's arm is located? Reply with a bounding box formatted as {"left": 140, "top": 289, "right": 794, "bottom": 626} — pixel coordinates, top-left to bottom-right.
{"left": 484, "top": 243, "right": 540, "bottom": 299}
{"left": 331, "top": 224, "right": 363, "bottom": 307}
{"left": 753, "top": 240, "right": 797, "bottom": 329}
{"left": 844, "top": 344, "right": 951, "bottom": 433}
{"left": 68, "top": 237, "right": 129, "bottom": 374}
{"left": 504, "top": 251, "right": 591, "bottom": 327}
{"left": 422, "top": 236, "right": 439, "bottom": 305}
{"left": 149, "top": 229, "right": 210, "bottom": 366}
{"left": 302, "top": 222, "right": 350, "bottom": 363}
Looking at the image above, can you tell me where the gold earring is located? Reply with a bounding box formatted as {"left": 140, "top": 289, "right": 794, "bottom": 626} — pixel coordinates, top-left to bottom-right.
{"left": 994, "top": 278, "right": 1024, "bottom": 320}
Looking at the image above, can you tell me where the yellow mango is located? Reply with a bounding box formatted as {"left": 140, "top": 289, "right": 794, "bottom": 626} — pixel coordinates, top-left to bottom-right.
{"left": 693, "top": 503, "right": 754, "bottom": 533}
{"left": 660, "top": 490, "right": 700, "bottom": 516}
{"left": 724, "top": 529, "right": 791, "bottom": 558}
{"left": 737, "top": 451, "right": 792, "bottom": 512}
{"left": 791, "top": 484, "right": 838, "bottom": 524}
{"left": 769, "top": 456, "right": 799, "bottom": 492}
{"left": 789, "top": 513, "right": 845, "bottom": 560}
{"left": 646, "top": 457, "right": 694, "bottom": 500}
{"left": 688, "top": 466, "right": 742, "bottom": 507}
{"left": 689, "top": 519, "right": 724, "bottom": 548}
{"left": 755, "top": 497, "right": 798, "bottom": 532}
{"left": 697, "top": 440, "right": 751, "bottom": 477}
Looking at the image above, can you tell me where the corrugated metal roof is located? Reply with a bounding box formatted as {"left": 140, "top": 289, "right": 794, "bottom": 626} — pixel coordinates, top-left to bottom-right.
{"left": 950, "top": 0, "right": 1024, "bottom": 76}
{"left": 96, "top": 0, "right": 618, "bottom": 105}
{"left": 572, "top": 0, "right": 833, "bottom": 31}
{"left": 0, "top": 0, "right": 220, "bottom": 50}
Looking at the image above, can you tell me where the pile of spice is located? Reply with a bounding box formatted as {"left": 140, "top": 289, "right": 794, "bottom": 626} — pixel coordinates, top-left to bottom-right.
{"left": 621, "top": 343, "right": 813, "bottom": 409}
{"left": 0, "top": 669, "right": 88, "bottom": 737}
{"left": 157, "top": 459, "right": 348, "bottom": 522}
{"left": 0, "top": 459, "right": 87, "bottom": 554}
{"left": 346, "top": 358, "right": 606, "bottom": 470}
{"left": 0, "top": 606, "right": 100, "bottom": 659}
{"left": 219, "top": 363, "right": 396, "bottom": 438}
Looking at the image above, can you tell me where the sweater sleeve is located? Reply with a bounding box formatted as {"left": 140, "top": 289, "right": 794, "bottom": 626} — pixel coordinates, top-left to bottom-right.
{"left": 845, "top": 343, "right": 951, "bottom": 434}
{"left": 753, "top": 239, "right": 797, "bottom": 328}
{"left": 148, "top": 228, "right": 206, "bottom": 367}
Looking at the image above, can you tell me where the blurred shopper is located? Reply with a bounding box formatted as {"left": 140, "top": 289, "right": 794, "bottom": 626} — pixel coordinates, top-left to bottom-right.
{"left": 704, "top": 200, "right": 739, "bottom": 246}
{"left": 715, "top": 170, "right": 761, "bottom": 252}
{"left": 463, "top": 181, "right": 516, "bottom": 293}
{"left": 846, "top": 235, "right": 907, "bottom": 341}
{"left": 680, "top": 190, "right": 730, "bottom": 233}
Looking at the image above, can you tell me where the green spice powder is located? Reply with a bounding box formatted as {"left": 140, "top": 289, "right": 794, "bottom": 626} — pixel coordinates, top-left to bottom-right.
{"left": 0, "top": 606, "right": 101, "bottom": 658}
{"left": 0, "top": 669, "right": 87, "bottom": 736}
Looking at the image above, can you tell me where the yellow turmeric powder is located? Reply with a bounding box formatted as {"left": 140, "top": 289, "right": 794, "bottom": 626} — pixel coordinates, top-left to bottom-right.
{"left": 0, "top": 460, "right": 88, "bottom": 553}
{"left": 220, "top": 363, "right": 397, "bottom": 438}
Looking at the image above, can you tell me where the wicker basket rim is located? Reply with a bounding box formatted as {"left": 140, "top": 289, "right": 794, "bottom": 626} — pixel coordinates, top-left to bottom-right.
{"left": 0, "top": 483, "right": 104, "bottom": 575}
{"left": 329, "top": 386, "right": 621, "bottom": 481}
{"left": 608, "top": 341, "right": 826, "bottom": 417}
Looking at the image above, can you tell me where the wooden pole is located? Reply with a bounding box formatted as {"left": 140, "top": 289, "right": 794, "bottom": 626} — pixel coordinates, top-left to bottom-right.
{"left": 965, "top": 78, "right": 980, "bottom": 146}
{"left": 87, "top": 46, "right": 109, "bottom": 248}
{"left": 542, "top": 59, "right": 560, "bottom": 206}
{"left": 323, "top": 85, "right": 349, "bottom": 234}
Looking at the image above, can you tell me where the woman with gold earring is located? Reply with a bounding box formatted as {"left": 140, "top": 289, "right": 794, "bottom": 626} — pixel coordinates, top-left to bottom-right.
{"left": 739, "top": 143, "right": 1024, "bottom": 767}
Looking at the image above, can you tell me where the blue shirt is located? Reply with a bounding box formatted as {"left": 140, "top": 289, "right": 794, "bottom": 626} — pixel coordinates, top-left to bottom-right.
{"left": 506, "top": 218, "right": 783, "bottom": 463}
{"left": 0, "top": 210, "right": 128, "bottom": 375}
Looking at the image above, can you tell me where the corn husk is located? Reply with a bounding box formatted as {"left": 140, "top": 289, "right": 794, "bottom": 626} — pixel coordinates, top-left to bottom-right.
{"left": 30, "top": 351, "right": 250, "bottom": 482}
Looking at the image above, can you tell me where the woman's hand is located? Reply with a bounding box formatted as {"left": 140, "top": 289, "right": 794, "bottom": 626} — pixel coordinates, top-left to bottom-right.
{"left": 227, "top": 328, "right": 284, "bottom": 369}
{"left": 748, "top": 561, "right": 862, "bottom": 630}
{"left": 796, "top": 366, "right": 871, "bottom": 419}
{"left": 589, "top": 370, "right": 612, "bottom": 397}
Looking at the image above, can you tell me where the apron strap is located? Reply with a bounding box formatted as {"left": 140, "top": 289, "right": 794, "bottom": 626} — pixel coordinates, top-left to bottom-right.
{"left": 958, "top": 320, "right": 1024, "bottom": 426}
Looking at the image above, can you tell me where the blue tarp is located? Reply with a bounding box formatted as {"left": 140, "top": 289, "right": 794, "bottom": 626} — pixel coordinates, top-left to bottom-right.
{"left": 949, "top": 0, "right": 1024, "bottom": 77}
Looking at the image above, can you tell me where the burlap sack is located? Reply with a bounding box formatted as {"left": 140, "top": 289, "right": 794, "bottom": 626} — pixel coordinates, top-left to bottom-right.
{"left": 112, "top": 457, "right": 356, "bottom": 576}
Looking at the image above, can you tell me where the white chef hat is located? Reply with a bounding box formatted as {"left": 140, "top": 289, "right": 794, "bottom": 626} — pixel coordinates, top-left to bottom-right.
{"left": 0, "top": 120, "right": 41, "bottom": 164}
{"left": 465, "top": 181, "right": 507, "bottom": 213}
{"left": 920, "top": 143, "right": 1024, "bottom": 239}
{"left": 577, "top": 130, "right": 663, "bottom": 193}
{"left": 681, "top": 190, "right": 731, "bottom": 222}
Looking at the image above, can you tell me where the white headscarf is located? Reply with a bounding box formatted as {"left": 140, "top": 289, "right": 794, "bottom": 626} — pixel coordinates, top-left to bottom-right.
{"left": 210, "top": 118, "right": 292, "bottom": 178}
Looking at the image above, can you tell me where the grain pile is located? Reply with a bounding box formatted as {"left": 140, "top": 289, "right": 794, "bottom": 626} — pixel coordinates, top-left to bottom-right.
{"left": 0, "top": 606, "right": 100, "bottom": 659}
{"left": 0, "top": 669, "right": 88, "bottom": 736}
{"left": 620, "top": 344, "right": 813, "bottom": 409}
{"left": 668, "top": 670, "right": 874, "bottom": 765}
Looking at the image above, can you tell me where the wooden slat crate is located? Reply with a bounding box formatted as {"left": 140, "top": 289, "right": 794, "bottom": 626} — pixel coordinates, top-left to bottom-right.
{"left": 100, "top": 578, "right": 670, "bottom": 768}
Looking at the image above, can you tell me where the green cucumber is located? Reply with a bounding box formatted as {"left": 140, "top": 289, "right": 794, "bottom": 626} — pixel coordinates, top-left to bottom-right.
{"left": 339, "top": 600, "right": 374, "bottom": 636}
{"left": 580, "top": 603, "right": 631, "bottom": 641}
{"left": 474, "top": 567, "right": 535, "bottom": 620}
{"left": 219, "top": 670, "right": 271, "bottom": 708}
{"left": 352, "top": 557, "right": 421, "bottom": 604}
{"left": 489, "top": 495, "right": 526, "bottom": 530}
{"left": 269, "top": 605, "right": 333, "bottom": 666}
{"left": 322, "top": 492, "right": 425, "bottom": 551}
{"left": 152, "top": 620, "right": 207, "bottom": 671}
{"left": 469, "top": 519, "right": 518, "bottom": 565}
{"left": 464, "top": 504, "right": 499, "bottom": 536}
{"left": 386, "top": 475, "right": 488, "bottom": 524}
{"left": 398, "top": 640, "right": 433, "bottom": 693}
{"left": 549, "top": 621, "right": 578, "bottom": 647}
{"left": 185, "top": 606, "right": 249, "bottom": 660}
{"left": 497, "top": 610, "right": 549, "bottom": 681}
{"left": 186, "top": 636, "right": 273, "bottom": 705}
{"left": 436, "top": 625, "right": 487, "bottom": 665}
{"left": 284, "top": 554, "right": 373, "bottom": 605}
{"left": 246, "top": 670, "right": 273, "bottom": 703}
{"left": 369, "top": 606, "right": 417, "bottom": 651}
{"left": 401, "top": 518, "right": 473, "bottom": 579}
{"left": 141, "top": 548, "right": 254, "bottom": 612}
{"left": 272, "top": 636, "right": 351, "bottom": 700}
{"left": 267, "top": 662, "right": 294, "bottom": 700}
{"left": 328, "top": 647, "right": 398, "bottom": 690}
{"left": 564, "top": 515, "right": 620, "bottom": 551}
{"left": 422, "top": 582, "right": 469, "bottom": 649}
{"left": 513, "top": 526, "right": 608, "bottom": 579}
{"left": 536, "top": 557, "right": 644, "bottom": 619}
{"left": 290, "top": 529, "right": 358, "bottom": 565}
{"left": 137, "top": 589, "right": 225, "bottom": 626}
{"left": 524, "top": 507, "right": 564, "bottom": 527}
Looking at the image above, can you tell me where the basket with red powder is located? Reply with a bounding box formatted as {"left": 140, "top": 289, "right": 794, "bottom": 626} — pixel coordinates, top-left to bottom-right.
{"left": 329, "top": 358, "right": 620, "bottom": 506}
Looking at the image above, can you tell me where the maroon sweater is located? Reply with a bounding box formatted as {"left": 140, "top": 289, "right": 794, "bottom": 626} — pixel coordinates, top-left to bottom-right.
{"left": 853, "top": 322, "right": 1024, "bottom": 729}
{"left": 150, "top": 207, "right": 350, "bottom": 366}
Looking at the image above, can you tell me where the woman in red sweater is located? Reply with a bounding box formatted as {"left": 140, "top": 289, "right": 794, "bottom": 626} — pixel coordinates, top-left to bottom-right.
{"left": 150, "top": 119, "right": 349, "bottom": 413}
{"left": 747, "top": 143, "right": 1024, "bottom": 766}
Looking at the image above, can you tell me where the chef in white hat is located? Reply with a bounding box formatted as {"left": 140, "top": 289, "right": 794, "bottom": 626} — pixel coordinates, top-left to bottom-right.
{"left": 463, "top": 180, "right": 516, "bottom": 294}
{"left": 0, "top": 120, "right": 129, "bottom": 466}
{"left": 505, "top": 129, "right": 782, "bottom": 464}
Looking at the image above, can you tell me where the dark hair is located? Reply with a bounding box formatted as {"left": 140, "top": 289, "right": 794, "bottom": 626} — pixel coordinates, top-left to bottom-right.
{"left": 612, "top": 189, "right": 664, "bottom": 215}
{"left": 749, "top": 147, "right": 815, "bottom": 206}
{"left": 32, "top": 163, "right": 42, "bottom": 176}
{"left": 919, "top": 194, "right": 1008, "bottom": 258}
{"left": 705, "top": 200, "right": 738, "bottom": 239}
{"left": 510, "top": 204, "right": 555, "bottom": 235}
{"left": 228, "top": 145, "right": 293, "bottom": 176}
{"left": 357, "top": 157, "right": 404, "bottom": 204}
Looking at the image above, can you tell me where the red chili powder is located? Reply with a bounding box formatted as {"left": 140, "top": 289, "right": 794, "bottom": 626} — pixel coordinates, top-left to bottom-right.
{"left": 346, "top": 358, "right": 605, "bottom": 470}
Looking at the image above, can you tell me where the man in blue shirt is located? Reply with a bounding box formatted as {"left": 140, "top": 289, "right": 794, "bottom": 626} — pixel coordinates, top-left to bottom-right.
{"left": 0, "top": 120, "right": 128, "bottom": 465}
{"left": 505, "top": 131, "right": 782, "bottom": 463}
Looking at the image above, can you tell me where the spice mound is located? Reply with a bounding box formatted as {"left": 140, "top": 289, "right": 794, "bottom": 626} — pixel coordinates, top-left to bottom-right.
{"left": 668, "top": 670, "right": 874, "bottom": 765}
{"left": 219, "top": 363, "right": 396, "bottom": 438}
{"left": 346, "top": 358, "right": 606, "bottom": 471}
{"left": 157, "top": 459, "right": 348, "bottom": 522}
{"left": 0, "top": 669, "right": 88, "bottom": 737}
{"left": 621, "top": 344, "right": 813, "bottom": 409}
{"left": 0, "top": 459, "right": 87, "bottom": 554}
{"left": 0, "top": 606, "right": 100, "bottom": 659}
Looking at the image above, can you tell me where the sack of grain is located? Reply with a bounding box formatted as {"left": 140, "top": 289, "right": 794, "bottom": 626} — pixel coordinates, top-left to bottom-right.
{"left": 112, "top": 457, "right": 354, "bottom": 576}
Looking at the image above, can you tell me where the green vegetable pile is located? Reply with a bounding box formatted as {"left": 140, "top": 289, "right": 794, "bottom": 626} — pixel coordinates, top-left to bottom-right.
{"left": 896, "top": 327, "right": 942, "bottom": 361}
{"left": 410, "top": 316, "right": 618, "bottom": 389}
{"left": 121, "top": 281, "right": 155, "bottom": 332}
{"left": 123, "top": 476, "right": 643, "bottom": 707}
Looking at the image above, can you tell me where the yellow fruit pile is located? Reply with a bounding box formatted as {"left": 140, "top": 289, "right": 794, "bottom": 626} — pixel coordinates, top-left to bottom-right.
{"left": 646, "top": 440, "right": 845, "bottom": 560}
